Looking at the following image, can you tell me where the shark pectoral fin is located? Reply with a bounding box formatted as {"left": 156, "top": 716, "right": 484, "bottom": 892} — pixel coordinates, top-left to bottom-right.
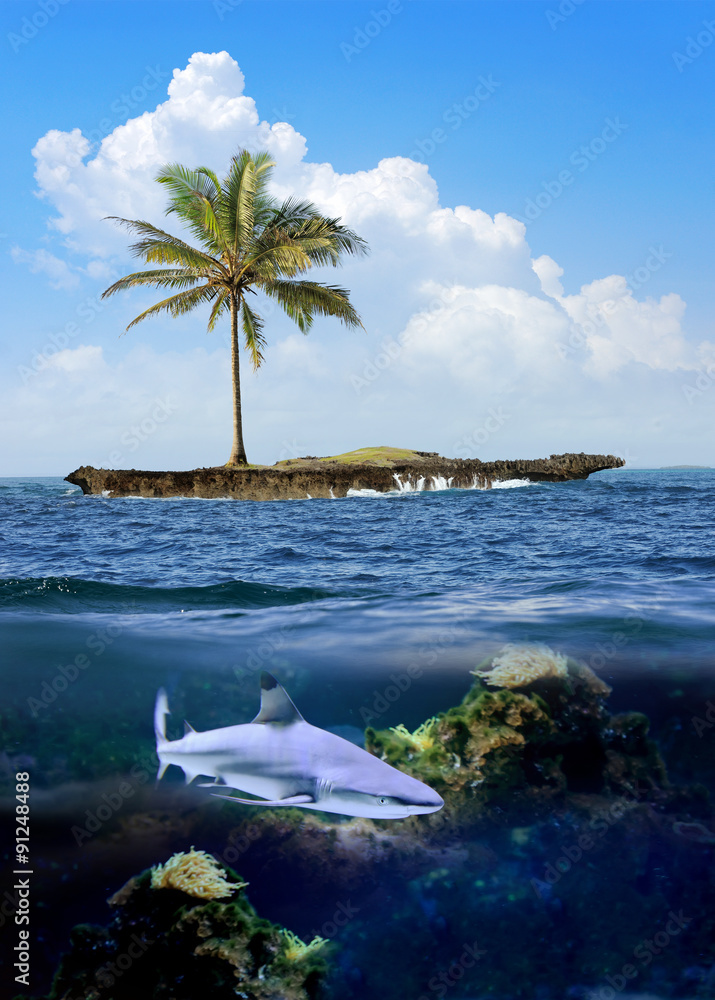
{"left": 184, "top": 721, "right": 196, "bottom": 735}
{"left": 211, "top": 792, "right": 315, "bottom": 807}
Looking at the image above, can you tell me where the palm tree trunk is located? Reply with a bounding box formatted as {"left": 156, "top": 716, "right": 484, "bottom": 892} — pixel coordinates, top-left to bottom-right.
{"left": 227, "top": 292, "right": 248, "bottom": 466}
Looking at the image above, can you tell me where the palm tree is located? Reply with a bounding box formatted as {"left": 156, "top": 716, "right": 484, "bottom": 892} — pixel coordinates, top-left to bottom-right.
{"left": 102, "top": 150, "right": 368, "bottom": 466}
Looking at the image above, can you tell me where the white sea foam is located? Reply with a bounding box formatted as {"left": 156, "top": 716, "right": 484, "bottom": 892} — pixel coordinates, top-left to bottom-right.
{"left": 346, "top": 488, "right": 394, "bottom": 498}
{"left": 490, "top": 478, "right": 533, "bottom": 489}
{"left": 392, "top": 473, "right": 454, "bottom": 493}
{"left": 345, "top": 475, "right": 534, "bottom": 497}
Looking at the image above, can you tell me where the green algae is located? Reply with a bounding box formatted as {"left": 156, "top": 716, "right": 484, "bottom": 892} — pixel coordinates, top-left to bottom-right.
{"left": 366, "top": 659, "right": 671, "bottom": 826}
{"left": 38, "top": 865, "right": 328, "bottom": 1000}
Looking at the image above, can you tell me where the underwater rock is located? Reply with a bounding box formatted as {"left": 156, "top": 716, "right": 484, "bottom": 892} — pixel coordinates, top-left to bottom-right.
{"left": 37, "top": 854, "right": 328, "bottom": 1000}
{"left": 65, "top": 451, "right": 624, "bottom": 499}
{"left": 365, "top": 647, "right": 674, "bottom": 827}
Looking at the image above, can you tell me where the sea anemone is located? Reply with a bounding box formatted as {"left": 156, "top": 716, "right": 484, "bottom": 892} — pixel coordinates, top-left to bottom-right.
{"left": 280, "top": 929, "right": 328, "bottom": 961}
{"left": 472, "top": 644, "right": 569, "bottom": 689}
{"left": 150, "top": 846, "right": 246, "bottom": 899}
{"left": 389, "top": 717, "right": 440, "bottom": 752}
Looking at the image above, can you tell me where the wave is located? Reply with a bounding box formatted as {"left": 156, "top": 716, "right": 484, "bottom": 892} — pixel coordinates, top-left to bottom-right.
{"left": 0, "top": 576, "right": 340, "bottom": 614}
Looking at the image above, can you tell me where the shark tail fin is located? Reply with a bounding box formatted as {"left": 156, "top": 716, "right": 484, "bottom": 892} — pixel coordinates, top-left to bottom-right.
{"left": 154, "top": 688, "right": 170, "bottom": 782}
{"left": 155, "top": 688, "right": 170, "bottom": 745}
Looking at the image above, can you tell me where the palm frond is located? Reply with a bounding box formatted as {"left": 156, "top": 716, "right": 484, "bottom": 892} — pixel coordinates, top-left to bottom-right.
{"left": 156, "top": 163, "right": 221, "bottom": 211}
{"left": 207, "top": 289, "right": 230, "bottom": 332}
{"left": 262, "top": 279, "right": 364, "bottom": 334}
{"left": 105, "top": 218, "right": 224, "bottom": 272}
{"left": 241, "top": 300, "right": 267, "bottom": 370}
{"left": 123, "top": 284, "right": 216, "bottom": 331}
{"left": 102, "top": 268, "right": 204, "bottom": 298}
{"left": 241, "top": 229, "right": 314, "bottom": 280}
{"left": 269, "top": 200, "right": 369, "bottom": 261}
{"left": 221, "top": 153, "right": 258, "bottom": 257}
{"left": 155, "top": 164, "right": 227, "bottom": 254}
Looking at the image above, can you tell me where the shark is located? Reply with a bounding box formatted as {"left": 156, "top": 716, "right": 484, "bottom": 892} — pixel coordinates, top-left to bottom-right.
{"left": 154, "top": 672, "right": 444, "bottom": 820}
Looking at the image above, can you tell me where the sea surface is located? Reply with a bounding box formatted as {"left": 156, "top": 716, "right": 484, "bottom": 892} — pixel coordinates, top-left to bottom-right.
{"left": 0, "top": 469, "right": 713, "bottom": 999}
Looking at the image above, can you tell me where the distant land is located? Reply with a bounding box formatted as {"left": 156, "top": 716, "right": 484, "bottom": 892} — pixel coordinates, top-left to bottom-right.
{"left": 66, "top": 449, "right": 625, "bottom": 500}
{"left": 660, "top": 465, "right": 712, "bottom": 470}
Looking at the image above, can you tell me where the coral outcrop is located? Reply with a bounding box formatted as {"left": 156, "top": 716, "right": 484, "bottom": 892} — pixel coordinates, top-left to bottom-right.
{"left": 365, "top": 646, "right": 670, "bottom": 827}
{"left": 39, "top": 857, "right": 327, "bottom": 1000}
{"left": 65, "top": 450, "right": 624, "bottom": 500}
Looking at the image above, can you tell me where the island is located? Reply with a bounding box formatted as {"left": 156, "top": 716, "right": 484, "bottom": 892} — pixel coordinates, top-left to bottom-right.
{"left": 65, "top": 448, "right": 625, "bottom": 500}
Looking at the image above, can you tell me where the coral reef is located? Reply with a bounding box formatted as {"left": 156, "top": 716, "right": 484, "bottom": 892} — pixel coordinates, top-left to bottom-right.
{"left": 18, "top": 655, "right": 714, "bottom": 1000}
{"left": 365, "top": 647, "right": 673, "bottom": 828}
{"left": 38, "top": 858, "right": 327, "bottom": 1000}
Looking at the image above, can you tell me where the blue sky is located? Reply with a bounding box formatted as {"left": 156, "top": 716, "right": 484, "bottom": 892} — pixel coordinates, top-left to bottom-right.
{"left": 1, "top": 0, "right": 714, "bottom": 474}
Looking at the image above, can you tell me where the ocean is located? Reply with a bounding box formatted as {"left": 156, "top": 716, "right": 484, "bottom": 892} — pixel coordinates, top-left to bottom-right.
{"left": 1, "top": 469, "right": 713, "bottom": 999}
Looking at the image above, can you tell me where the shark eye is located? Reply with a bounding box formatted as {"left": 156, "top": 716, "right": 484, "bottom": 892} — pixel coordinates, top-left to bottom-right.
{"left": 377, "top": 797, "right": 388, "bottom": 805}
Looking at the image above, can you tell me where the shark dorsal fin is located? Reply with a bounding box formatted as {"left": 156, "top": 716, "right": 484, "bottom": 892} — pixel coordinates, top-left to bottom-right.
{"left": 184, "top": 721, "right": 196, "bottom": 735}
{"left": 252, "top": 672, "right": 305, "bottom": 725}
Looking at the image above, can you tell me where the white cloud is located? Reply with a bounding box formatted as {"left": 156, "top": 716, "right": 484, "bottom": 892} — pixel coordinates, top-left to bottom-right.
{"left": 31, "top": 51, "right": 307, "bottom": 258}
{"left": 11, "top": 247, "right": 80, "bottom": 290}
{"left": 5, "top": 50, "right": 713, "bottom": 472}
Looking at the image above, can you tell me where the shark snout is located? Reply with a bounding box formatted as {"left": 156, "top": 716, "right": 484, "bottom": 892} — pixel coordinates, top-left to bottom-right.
{"left": 409, "top": 789, "right": 444, "bottom": 815}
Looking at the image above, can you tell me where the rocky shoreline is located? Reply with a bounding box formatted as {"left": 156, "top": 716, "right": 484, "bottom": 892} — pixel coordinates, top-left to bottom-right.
{"left": 65, "top": 451, "right": 624, "bottom": 500}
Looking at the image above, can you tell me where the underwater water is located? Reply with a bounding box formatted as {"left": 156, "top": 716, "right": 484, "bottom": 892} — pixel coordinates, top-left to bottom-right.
{"left": 0, "top": 468, "right": 713, "bottom": 999}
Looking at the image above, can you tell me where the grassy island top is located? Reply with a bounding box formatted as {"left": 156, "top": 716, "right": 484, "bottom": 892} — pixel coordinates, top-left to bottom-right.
{"left": 273, "top": 446, "right": 438, "bottom": 468}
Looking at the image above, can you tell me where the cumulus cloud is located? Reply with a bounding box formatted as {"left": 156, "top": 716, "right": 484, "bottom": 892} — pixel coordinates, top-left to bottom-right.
{"left": 31, "top": 52, "right": 307, "bottom": 258}
{"left": 11, "top": 247, "right": 80, "bottom": 290}
{"left": 6, "top": 49, "right": 714, "bottom": 472}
